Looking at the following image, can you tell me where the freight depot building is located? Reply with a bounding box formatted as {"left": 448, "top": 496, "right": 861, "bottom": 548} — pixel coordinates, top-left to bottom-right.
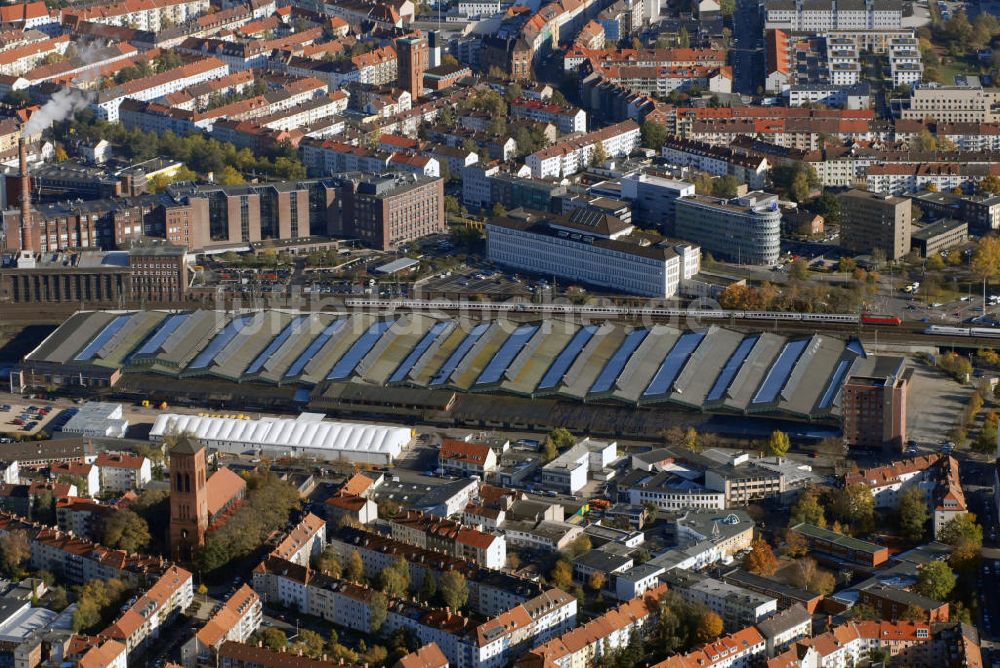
{"left": 10, "top": 309, "right": 897, "bottom": 434}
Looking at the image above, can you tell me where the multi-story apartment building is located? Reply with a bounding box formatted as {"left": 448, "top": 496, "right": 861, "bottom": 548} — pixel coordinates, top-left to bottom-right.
{"left": 487, "top": 208, "right": 700, "bottom": 298}
{"left": 652, "top": 625, "right": 767, "bottom": 668}
{"left": 844, "top": 453, "right": 967, "bottom": 538}
{"left": 325, "top": 526, "right": 542, "bottom": 616}
{"left": 516, "top": 585, "right": 670, "bottom": 668}
{"left": 62, "top": 0, "right": 211, "bottom": 32}
{"left": 95, "top": 57, "right": 230, "bottom": 121}
{"left": 387, "top": 509, "right": 506, "bottom": 569}
{"left": 661, "top": 570, "right": 778, "bottom": 630}
{"left": 102, "top": 565, "right": 194, "bottom": 656}
{"left": 253, "top": 560, "right": 575, "bottom": 668}
{"left": 838, "top": 189, "right": 911, "bottom": 260}
{"left": 764, "top": 0, "right": 902, "bottom": 30}
{"left": 511, "top": 98, "right": 587, "bottom": 134}
{"left": 269, "top": 513, "right": 326, "bottom": 567}
{"left": 94, "top": 452, "right": 152, "bottom": 492}
{"left": 0, "top": 34, "right": 69, "bottom": 76}
{"left": 899, "top": 84, "right": 1000, "bottom": 123}
{"left": 526, "top": 120, "right": 641, "bottom": 178}
{"left": 181, "top": 584, "right": 262, "bottom": 667}
{"left": 674, "top": 192, "right": 782, "bottom": 266}
{"left": 661, "top": 138, "right": 770, "bottom": 190}
{"left": 439, "top": 439, "right": 499, "bottom": 478}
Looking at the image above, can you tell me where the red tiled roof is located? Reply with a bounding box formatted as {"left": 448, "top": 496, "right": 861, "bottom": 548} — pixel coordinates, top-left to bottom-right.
{"left": 439, "top": 439, "right": 492, "bottom": 467}
{"left": 205, "top": 467, "right": 246, "bottom": 518}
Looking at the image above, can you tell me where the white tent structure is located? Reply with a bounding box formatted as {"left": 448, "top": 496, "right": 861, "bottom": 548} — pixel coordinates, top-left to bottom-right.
{"left": 149, "top": 412, "right": 413, "bottom": 465}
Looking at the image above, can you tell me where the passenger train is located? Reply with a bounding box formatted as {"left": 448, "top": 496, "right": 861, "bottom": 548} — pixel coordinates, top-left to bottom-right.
{"left": 344, "top": 299, "right": 1000, "bottom": 339}
{"left": 344, "top": 299, "right": 870, "bottom": 324}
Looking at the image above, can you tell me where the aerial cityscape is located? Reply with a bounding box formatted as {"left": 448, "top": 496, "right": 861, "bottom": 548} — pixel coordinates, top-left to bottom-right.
{"left": 0, "top": 0, "right": 997, "bottom": 665}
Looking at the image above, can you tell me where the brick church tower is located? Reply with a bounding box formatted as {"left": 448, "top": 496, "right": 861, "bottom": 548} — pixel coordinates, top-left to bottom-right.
{"left": 169, "top": 436, "right": 209, "bottom": 561}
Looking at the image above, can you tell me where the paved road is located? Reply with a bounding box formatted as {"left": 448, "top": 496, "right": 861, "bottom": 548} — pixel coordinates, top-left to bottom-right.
{"left": 732, "top": 0, "right": 764, "bottom": 95}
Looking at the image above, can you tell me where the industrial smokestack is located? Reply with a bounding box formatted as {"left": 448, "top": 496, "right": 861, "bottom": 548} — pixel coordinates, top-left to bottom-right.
{"left": 18, "top": 137, "right": 32, "bottom": 253}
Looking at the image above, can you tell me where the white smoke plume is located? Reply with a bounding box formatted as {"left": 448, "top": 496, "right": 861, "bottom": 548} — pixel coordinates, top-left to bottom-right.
{"left": 19, "top": 40, "right": 110, "bottom": 138}
{"left": 21, "top": 85, "right": 94, "bottom": 137}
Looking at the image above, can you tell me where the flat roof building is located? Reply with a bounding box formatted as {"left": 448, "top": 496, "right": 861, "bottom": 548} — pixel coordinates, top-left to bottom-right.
{"left": 674, "top": 192, "right": 781, "bottom": 265}
{"left": 839, "top": 189, "right": 911, "bottom": 260}
{"left": 486, "top": 208, "right": 700, "bottom": 298}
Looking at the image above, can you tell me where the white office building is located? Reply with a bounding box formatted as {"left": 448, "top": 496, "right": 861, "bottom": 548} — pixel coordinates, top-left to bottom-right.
{"left": 487, "top": 208, "right": 700, "bottom": 298}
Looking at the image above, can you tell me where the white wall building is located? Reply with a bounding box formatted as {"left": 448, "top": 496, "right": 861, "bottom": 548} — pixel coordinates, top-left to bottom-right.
{"left": 149, "top": 413, "right": 412, "bottom": 465}
{"left": 487, "top": 208, "right": 700, "bottom": 298}
{"left": 526, "top": 120, "right": 641, "bottom": 179}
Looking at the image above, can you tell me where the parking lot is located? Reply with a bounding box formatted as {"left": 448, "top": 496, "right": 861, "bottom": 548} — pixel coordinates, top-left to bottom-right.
{"left": 0, "top": 402, "right": 61, "bottom": 437}
{"left": 421, "top": 268, "right": 538, "bottom": 299}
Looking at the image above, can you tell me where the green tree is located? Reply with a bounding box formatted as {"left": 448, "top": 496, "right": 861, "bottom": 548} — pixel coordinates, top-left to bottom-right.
{"left": 940, "top": 514, "right": 983, "bottom": 571}
{"left": 547, "top": 427, "right": 575, "bottom": 452}
{"left": 294, "top": 630, "right": 326, "bottom": 659}
{"left": 315, "top": 546, "right": 342, "bottom": 577}
{"left": 767, "top": 431, "right": 791, "bottom": 457}
{"left": 444, "top": 195, "right": 460, "bottom": 216}
{"left": 719, "top": 0, "right": 735, "bottom": 14}
{"left": 379, "top": 557, "right": 410, "bottom": 597}
{"left": 711, "top": 175, "right": 740, "bottom": 198}
{"left": 440, "top": 570, "right": 468, "bottom": 610}
{"left": 829, "top": 483, "right": 875, "bottom": 534}
{"left": 100, "top": 509, "right": 151, "bottom": 553}
{"left": 640, "top": 120, "right": 668, "bottom": 150}
{"left": 588, "top": 571, "right": 605, "bottom": 591}
{"left": 218, "top": 165, "right": 245, "bottom": 186}
{"left": 590, "top": 141, "right": 607, "bottom": 166}
{"left": 346, "top": 550, "right": 365, "bottom": 582}
{"left": 915, "top": 560, "right": 956, "bottom": 601}
{"left": 898, "top": 486, "right": 929, "bottom": 542}
{"left": 678, "top": 27, "right": 690, "bottom": 48}
{"left": 370, "top": 591, "right": 388, "bottom": 632}
{"left": 261, "top": 627, "right": 287, "bottom": 651}
{"left": 790, "top": 488, "right": 826, "bottom": 528}
{"left": 419, "top": 572, "right": 437, "bottom": 602}
{"left": 541, "top": 438, "right": 558, "bottom": 463}
{"left": 814, "top": 191, "right": 842, "bottom": 225}
{"left": 926, "top": 253, "right": 946, "bottom": 270}
{"left": 788, "top": 258, "right": 810, "bottom": 280}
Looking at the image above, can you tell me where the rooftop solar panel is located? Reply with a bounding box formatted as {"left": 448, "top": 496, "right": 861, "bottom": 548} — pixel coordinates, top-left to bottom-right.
{"left": 285, "top": 319, "right": 345, "bottom": 378}
{"left": 537, "top": 325, "right": 598, "bottom": 390}
{"left": 74, "top": 314, "right": 131, "bottom": 362}
{"left": 818, "top": 358, "right": 852, "bottom": 409}
{"left": 134, "top": 313, "right": 189, "bottom": 357}
{"left": 706, "top": 335, "right": 759, "bottom": 402}
{"left": 475, "top": 324, "right": 539, "bottom": 386}
{"left": 389, "top": 321, "right": 453, "bottom": 384}
{"left": 590, "top": 328, "right": 649, "bottom": 394}
{"left": 430, "top": 322, "right": 491, "bottom": 386}
{"left": 189, "top": 315, "right": 255, "bottom": 370}
{"left": 246, "top": 315, "right": 309, "bottom": 376}
{"left": 326, "top": 319, "right": 395, "bottom": 380}
{"left": 752, "top": 338, "right": 810, "bottom": 404}
{"left": 641, "top": 330, "right": 706, "bottom": 397}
